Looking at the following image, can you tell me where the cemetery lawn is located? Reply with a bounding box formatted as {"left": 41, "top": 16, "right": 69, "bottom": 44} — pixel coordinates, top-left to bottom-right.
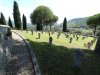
{"left": 13, "top": 30, "right": 100, "bottom": 75}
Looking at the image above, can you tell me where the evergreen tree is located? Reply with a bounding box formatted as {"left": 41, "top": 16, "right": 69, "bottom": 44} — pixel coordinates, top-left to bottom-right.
{"left": 0, "top": 18, "right": 1, "bottom": 24}
{"left": 0, "top": 12, "right": 6, "bottom": 25}
{"left": 13, "top": 1, "right": 21, "bottom": 30}
{"left": 63, "top": 17, "right": 67, "bottom": 32}
{"left": 22, "top": 14, "right": 27, "bottom": 30}
{"left": 8, "top": 17, "right": 13, "bottom": 28}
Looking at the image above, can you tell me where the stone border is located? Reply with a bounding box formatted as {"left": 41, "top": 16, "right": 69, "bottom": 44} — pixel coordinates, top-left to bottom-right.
{"left": 12, "top": 31, "right": 41, "bottom": 75}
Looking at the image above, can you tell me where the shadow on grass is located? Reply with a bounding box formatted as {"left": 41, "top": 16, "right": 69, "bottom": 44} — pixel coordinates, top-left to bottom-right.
{"left": 27, "top": 39, "right": 100, "bottom": 75}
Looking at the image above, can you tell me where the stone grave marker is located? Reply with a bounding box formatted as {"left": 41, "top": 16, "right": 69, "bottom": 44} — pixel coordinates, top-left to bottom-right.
{"left": 49, "top": 37, "right": 53, "bottom": 46}
{"left": 74, "top": 49, "right": 84, "bottom": 69}
{"left": 76, "top": 37, "right": 79, "bottom": 41}
{"left": 66, "top": 34, "right": 69, "bottom": 38}
{"left": 76, "top": 34, "right": 78, "bottom": 37}
{"left": 38, "top": 33, "right": 41, "bottom": 39}
{"left": 51, "top": 31, "right": 54, "bottom": 34}
{"left": 57, "top": 32, "right": 61, "bottom": 39}
{"left": 49, "top": 32, "right": 50, "bottom": 36}
{"left": 73, "top": 34, "right": 75, "bottom": 38}
{"left": 69, "top": 37, "right": 73, "bottom": 43}
{"left": 82, "top": 37, "right": 85, "bottom": 40}
{"left": 31, "top": 30, "right": 33, "bottom": 35}
{"left": 87, "top": 42, "right": 91, "bottom": 49}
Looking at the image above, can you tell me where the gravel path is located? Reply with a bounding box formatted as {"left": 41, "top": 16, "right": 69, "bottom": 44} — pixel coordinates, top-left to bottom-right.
{"left": 5, "top": 32, "right": 35, "bottom": 75}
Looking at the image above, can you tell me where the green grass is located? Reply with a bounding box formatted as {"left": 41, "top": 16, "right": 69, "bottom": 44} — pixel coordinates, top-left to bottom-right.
{"left": 13, "top": 30, "right": 96, "bottom": 50}
{"left": 13, "top": 30, "right": 100, "bottom": 75}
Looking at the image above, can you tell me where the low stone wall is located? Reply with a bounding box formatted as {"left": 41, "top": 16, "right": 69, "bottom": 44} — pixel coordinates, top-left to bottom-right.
{"left": 0, "top": 27, "right": 13, "bottom": 75}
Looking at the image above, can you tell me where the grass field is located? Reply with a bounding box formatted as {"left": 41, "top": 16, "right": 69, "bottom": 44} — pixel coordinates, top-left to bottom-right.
{"left": 13, "top": 30, "right": 100, "bottom": 75}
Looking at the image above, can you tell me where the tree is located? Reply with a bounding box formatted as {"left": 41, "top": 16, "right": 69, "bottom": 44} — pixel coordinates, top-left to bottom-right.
{"left": 86, "top": 13, "right": 100, "bottom": 35}
{"left": 22, "top": 14, "right": 27, "bottom": 30}
{"left": 30, "top": 5, "right": 54, "bottom": 31}
{"left": 0, "top": 18, "right": 1, "bottom": 24}
{"left": 0, "top": 12, "right": 6, "bottom": 25}
{"left": 63, "top": 17, "right": 67, "bottom": 32}
{"left": 87, "top": 13, "right": 100, "bottom": 55}
{"left": 8, "top": 17, "right": 13, "bottom": 28}
{"left": 48, "top": 15, "right": 58, "bottom": 31}
{"left": 13, "top": 1, "right": 21, "bottom": 30}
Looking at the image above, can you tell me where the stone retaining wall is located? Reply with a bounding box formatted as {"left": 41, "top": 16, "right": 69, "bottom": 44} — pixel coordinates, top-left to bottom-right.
{"left": 0, "top": 26, "right": 13, "bottom": 75}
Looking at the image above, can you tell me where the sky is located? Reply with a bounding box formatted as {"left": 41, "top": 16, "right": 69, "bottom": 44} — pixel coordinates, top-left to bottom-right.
{"left": 0, "top": 0, "right": 100, "bottom": 23}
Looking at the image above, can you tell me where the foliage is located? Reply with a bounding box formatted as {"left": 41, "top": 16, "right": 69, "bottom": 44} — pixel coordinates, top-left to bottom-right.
{"left": 46, "top": 15, "right": 58, "bottom": 31}
{"left": 8, "top": 17, "right": 13, "bottom": 28}
{"left": 63, "top": 17, "right": 67, "bottom": 32}
{"left": 13, "top": 1, "right": 21, "bottom": 30}
{"left": 86, "top": 13, "right": 100, "bottom": 35}
{"left": 22, "top": 14, "right": 27, "bottom": 30}
{"left": 0, "top": 12, "right": 6, "bottom": 25}
{"left": 30, "top": 5, "right": 58, "bottom": 31}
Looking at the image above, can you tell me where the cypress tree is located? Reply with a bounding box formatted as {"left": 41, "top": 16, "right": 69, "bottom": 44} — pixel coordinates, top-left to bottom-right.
{"left": 0, "top": 12, "right": 6, "bottom": 25}
{"left": 63, "top": 17, "right": 67, "bottom": 32}
{"left": 22, "top": 14, "right": 27, "bottom": 30}
{"left": 8, "top": 17, "right": 13, "bottom": 28}
{"left": 0, "top": 18, "right": 1, "bottom": 24}
{"left": 13, "top": 1, "right": 21, "bottom": 30}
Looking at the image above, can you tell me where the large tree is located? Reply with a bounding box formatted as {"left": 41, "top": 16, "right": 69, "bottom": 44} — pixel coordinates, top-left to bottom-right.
{"left": 63, "top": 17, "right": 67, "bottom": 32}
{"left": 8, "top": 17, "right": 13, "bottom": 28}
{"left": 87, "top": 13, "right": 100, "bottom": 55}
{"left": 13, "top": 1, "right": 21, "bottom": 30}
{"left": 0, "top": 12, "right": 6, "bottom": 25}
{"left": 30, "top": 5, "right": 54, "bottom": 31}
{"left": 22, "top": 14, "right": 27, "bottom": 30}
{"left": 86, "top": 13, "right": 100, "bottom": 35}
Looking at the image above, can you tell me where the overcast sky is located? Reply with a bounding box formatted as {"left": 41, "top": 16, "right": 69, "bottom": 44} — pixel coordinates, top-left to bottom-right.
{"left": 0, "top": 0, "right": 100, "bottom": 23}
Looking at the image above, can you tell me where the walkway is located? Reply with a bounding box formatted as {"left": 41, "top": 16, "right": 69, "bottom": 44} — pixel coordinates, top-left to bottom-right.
{"left": 5, "top": 32, "right": 35, "bottom": 75}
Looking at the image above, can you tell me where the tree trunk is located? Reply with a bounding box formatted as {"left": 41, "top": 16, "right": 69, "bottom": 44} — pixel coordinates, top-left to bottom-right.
{"left": 50, "top": 24, "right": 52, "bottom": 31}
{"left": 94, "top": 24, "right": 96, "bottom": 36}
{"left": 95, "top": 31, "right": 100, "bottom": 55}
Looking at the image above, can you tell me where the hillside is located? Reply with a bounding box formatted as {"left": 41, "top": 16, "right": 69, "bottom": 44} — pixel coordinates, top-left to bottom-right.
{"left": 57, "top": 17, "right": 88, "bottom": 28}
{"left": 67, "top": 17, "right": 88, "bottom": 27}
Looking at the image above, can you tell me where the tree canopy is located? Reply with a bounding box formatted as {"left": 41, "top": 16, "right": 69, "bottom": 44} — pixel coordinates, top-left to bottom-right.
{"left": 86, "top": 13, "right": 100, "bottom": 35}
{"left": 0, "top": 12, "right": 6, "bottom": 25}
{"left": 30, "top": 5, "right": 58, "bottom": 31}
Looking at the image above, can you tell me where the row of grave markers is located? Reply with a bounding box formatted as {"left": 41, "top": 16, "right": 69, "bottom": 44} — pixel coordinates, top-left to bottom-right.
{"left": 26, "top": 31, "right": 97, "bottom": 49}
